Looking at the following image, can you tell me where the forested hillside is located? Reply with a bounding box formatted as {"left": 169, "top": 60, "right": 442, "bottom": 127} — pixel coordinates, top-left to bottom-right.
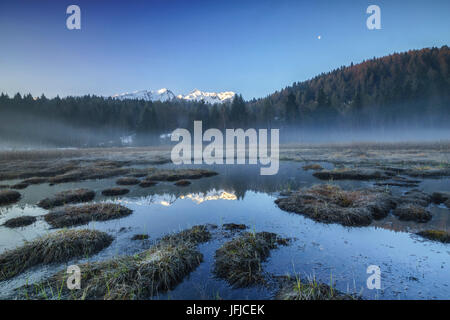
{"left": 0, "top": 46, "right": 449, "bottom": 147}
{"left": 250, "top": 46, "right": 450, "bottom": 128}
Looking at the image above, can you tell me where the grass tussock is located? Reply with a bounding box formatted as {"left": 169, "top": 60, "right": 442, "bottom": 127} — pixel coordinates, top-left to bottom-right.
{"left": 302, "top": 164, "right": 323, "bottom": 171}
{"left": 11, "top": 182, "right": 28, "bottom": 190}
{"left": 223, "top": 223, "right": 247, "bottom": 231}
{"left": 139, "top": 180, "right": 157, "bottom": 188}
{"left": 22, "top": 177, "right": 48, "bottom": 185}
{"left": 404, "top": 166, "right": 450, "bottom": 178}
{"left": 417, "top": 230, "right": 450, "bottom": 243}
{"left": 17, "top": 226, "right": 211, "bottom": 300}
{"left": 0, "top": 229, "right": 113, "bottom": 281}
{"left": 146, "top": 169, "right": 217, "bottom": 182}
{"left": 160, "top": 225, "right": 212, "bottom": 246}
{"left": 2, "top": 216, "right": 36, "bottom": 228}
{"left": 431, "top": 191, "right": 450, "bottom": 204}
{"left": 101, "top": 188, "right": 130, "bottom": 196}
{"left": 0, "top": 162, "right": 78, "bottom": 181}
{"left": 275, "top": 184, "right": 395, "bottom": 226}
{"left": 37, "top": 189, "right": 95, "bottom": 209}
{"left": 313, "top": 168, "right": 392, "bottom": 181}
{"left": 393, "top": 204, "right": 432, "bottom": 223}
{"left": 276, "top": 275, "right": 356, "bottom": 300}
{"left": 0, "top": 190, "right": 21, "bottom": 205}
{"left": 116, "top": 177, "right": 140, "bottom": 186}
{"left": 174, "top": 180, "right": 191, "bottom": 186}
{"left": 44, "top": 203, "right": 133, "bottom": 228}
{"left": 131, "top": 234, "right": 149, "bottom": 241}
{"left": 214, "top": 232, "right": 289, "bottom": 288}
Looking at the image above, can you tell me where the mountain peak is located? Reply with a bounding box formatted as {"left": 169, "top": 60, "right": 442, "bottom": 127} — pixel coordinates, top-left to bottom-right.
{"left": 113, "top": 88, "right": 235, "bottom": 104}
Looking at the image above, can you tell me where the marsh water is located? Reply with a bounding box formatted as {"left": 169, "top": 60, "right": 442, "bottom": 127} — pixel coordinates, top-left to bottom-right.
{"left": 0, "top": 161, "right": 449, "bottom": 300}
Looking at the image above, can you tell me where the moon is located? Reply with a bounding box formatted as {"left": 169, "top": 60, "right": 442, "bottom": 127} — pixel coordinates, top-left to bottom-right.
{"left": 318, "top": 35, "right": 322, "bottom": 40}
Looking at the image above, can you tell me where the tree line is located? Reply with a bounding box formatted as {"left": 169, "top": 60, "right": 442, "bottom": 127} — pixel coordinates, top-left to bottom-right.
{"left": 0, "top": 46, "right": 449, "bottom": 146}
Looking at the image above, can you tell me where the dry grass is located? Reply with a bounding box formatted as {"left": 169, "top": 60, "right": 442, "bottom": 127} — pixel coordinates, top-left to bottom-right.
{"left": 275, "top": 184, "right": 395, "bottom": 226}
{"left": 416, "top": 230, "right": 450, "bottom": 243}
{"left": 160, "top": 225, "right": 212, "bottom": 246}
{"left": 139, "top": 180, "right": 157, "bottom": 188}
{"left": 393, "top": 204, "right": 432, "bottom": 223}
{"left": 214, "top": 232, "right": 288, "bottom": 288}
{"left": 44, "top": 203, "right": 133, "bottom": 228}
{"left": 222, "top": 223, "right": 247, "bottom": 231}
{"left": 116, "top": 177, "right": 140, "bottom": 186}
{"left": 313, "top": 168, "right": 392, "bottom": 181}
{"left": 101, "top": 188, "right": 130, "bottom": 196}
{"left": 2, "top": 216, "right": 36, "bottom": 228}
{"left": 37, "top": 189, "right": 95, "bottom": 209}
{"left": 0, "top": 229, "right": 113, "bottom": 281}
{"left": 22, "top": 177, "right": 48, "bottom": 185}
{"left": 431, "top": 191, "right": 450, "bottom": 204}
{"left": 276, "top": 275, "right": 356, "bottom": 300}
{"left": 0, "top": 163, "right": 78, "bottom": 181}
{"left": 16, "top": 225, "right": 211, "bottom": 300}
{"left": 49, "top": 167, "right": 130, "bottom": 184}
{"left": 146, "top": 169, "right": 217, "bottom": 182}
{"left": 131, "top": 234, "right": 149, "bottom": 241}
{"left": 11, "top": 182, "right": 29, "bottom": 190}
{"left": 0, "top": 190, "right": 21, "bottom": 205}
{"left": 174, "top": 180, "right": 191, "bottom": 187}
{"left": 0, "top": 146, "right": 172, "bottom": 162}
{"left": 302, "top": 164, "right": 323, "bottom": 171}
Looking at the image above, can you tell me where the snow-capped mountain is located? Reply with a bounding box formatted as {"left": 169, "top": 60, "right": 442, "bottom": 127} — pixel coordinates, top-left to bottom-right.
{"left": 112, "top": 88, "right": 235, "bottom": 104}
{"left": 177, "top": 89, "right": 235, "bottom": 104}
{"left": 112, "top": 88, "right": 176, "bottom": 102}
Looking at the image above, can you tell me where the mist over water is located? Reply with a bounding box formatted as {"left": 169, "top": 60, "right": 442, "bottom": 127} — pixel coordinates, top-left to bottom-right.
{"left": 0, "top": 119, "right": 450, "bottom": 150}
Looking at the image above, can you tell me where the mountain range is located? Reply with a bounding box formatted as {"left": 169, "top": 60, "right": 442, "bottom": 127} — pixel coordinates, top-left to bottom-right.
{"left": 112, "top": 88, "right": 235, "bottom": 104}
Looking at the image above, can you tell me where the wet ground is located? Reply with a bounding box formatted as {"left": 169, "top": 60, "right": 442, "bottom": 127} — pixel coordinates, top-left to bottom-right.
{"left": 0, "top": 145, "right": 449, "bottom": 300}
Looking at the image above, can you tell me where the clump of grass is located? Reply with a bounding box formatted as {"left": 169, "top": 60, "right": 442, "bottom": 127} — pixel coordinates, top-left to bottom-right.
{"left": 405, "top": 166, "right": 450, "bottom": 178}
{"left": 139, "top": 180, "right": 157, "bottom": 188}
{"left": 37, "top": 189, "right": 95, "bottom": 209}
{"left": 275, "top": 184, "right": 395, "bottom": 226}
{"left": 302, "top": 163, "right": 323, "bottom": 171}
{"left": 0, "top": 229, "right": 113, "bottom": 281}
{"left": 174, "top": 180, "right": 191, "bottom": 187}
{"left": 0, "top": 190, "right": 21, "bottom": 205}
{"left": 417, "top": 230, "right": 450, "bottom": 243}
{"left": 0, "top": 162, "right": 78, "bottom": 181}
{"left": 160, "top": 225, "right": 212, "bottom": 246}
{"left": 11, "top": 182, "right": 29, "bottom": 190}
{"left": 131, "top": 234, "right": 149, "bottom": 241}
{"left": 101, "top": 188, "right": 130, "bottom": 196}
{"left": 146, "top": 169, "right": 217, "bottom": 182}
{"left": 22, "top": 177, "right": 48, "bottom": 185}
{"left": 116, "top": 177, "right": 140, "bottom": 186}
{"left": 17, "top": 226, "right": 211, "bottom": 300}
{"left": 2, "top": 216, "right": 36, "bottom": 228}
{"left": 276, "top": 275, "right": 356, "bottom": 300}
{"left": 393, "top": 204, "right": 432, "bottom": 223}
{"left": 222, "top": 223, "right": 247, "bottom": 231}
{"left": 44, "top": 203, "right": 133, "bottom": 228}
{"left": 313, "top": 168, "right": 391, "bottom": 181}
{"left": 214, "top": 232, "right": 289, "bottom": 288}
{"left": 431, "top": 191, "right": 450, "bottom": 205}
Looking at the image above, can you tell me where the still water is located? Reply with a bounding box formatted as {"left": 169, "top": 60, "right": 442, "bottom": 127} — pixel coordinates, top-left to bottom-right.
{"left": 0, "top": 162, "right": 449, "bottom": 299}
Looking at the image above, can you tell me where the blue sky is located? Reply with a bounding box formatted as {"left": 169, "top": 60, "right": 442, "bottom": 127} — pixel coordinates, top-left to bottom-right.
{"left": 0, "top": 0, "right": 449, "bottom": 99}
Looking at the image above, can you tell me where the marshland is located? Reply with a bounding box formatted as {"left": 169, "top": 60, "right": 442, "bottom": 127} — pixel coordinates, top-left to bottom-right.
{"left": 0, "top": 142, "right": 448, "bottom": 300}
